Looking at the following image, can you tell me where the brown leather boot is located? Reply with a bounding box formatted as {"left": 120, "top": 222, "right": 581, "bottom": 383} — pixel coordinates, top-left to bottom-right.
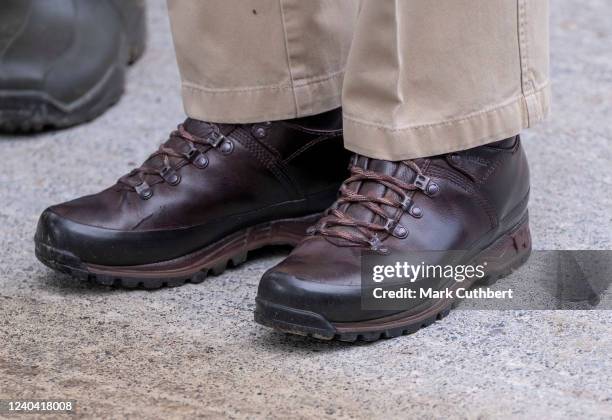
{"left": 35, "top": 109, "right": 350, "bottom": 288}
{"left": 256, "top": 136, "right": 532, "bottom": 341}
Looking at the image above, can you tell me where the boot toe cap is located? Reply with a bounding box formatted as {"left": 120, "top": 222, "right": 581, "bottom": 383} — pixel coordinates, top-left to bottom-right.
{"left": 257, "top": 268, "right": 371, "bottom": 323}
{"left": 35, "top": 207, "right": 95, "bottom": 266}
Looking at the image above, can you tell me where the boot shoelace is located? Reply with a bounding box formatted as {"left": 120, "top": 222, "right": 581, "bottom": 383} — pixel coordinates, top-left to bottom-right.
{"left": 118, "top": 123, "right": 231, "bottom": 199}
{"left": 310, "top": 160, "right": 439, "bottom": 252}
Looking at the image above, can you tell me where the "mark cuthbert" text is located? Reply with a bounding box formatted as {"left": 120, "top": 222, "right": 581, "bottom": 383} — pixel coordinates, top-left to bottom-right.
{"left": 373, "top": 287, "right": 514, "bottom": 299}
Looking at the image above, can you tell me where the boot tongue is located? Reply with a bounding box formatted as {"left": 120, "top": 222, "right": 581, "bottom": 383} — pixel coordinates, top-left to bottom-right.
{"left": 328, "top": 155, "right": 422, "bottom": 243}
{"left": 344, "top": 156, "right": 418, "bottom": 219}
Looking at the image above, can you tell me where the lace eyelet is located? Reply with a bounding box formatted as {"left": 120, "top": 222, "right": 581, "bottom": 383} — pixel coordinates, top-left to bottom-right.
{"left": 193, "top": 154, "right": 209, "bottom": 169}
{"left": 414, "top": 174, "right": 431, "bottom": 191}
{"left": 414, "top": 174, "right": 439, "bottom": 197}
{"left": 400, "top": 194, "right": 412, "bottom": 211}
{"left": 426, "top": 182, "right": 440, "bottom": 196}
{"left": 183, "top": 144, "right": 209, "bottom": 169}
{"left": 207, "top": 131, "right": 226, "bottom": 147}
{"left": 135, "top": 182, "right": 153, "bottom": 200}
{"left": 168, "top": 174, "right": 181, "bottom": 186}
{"left": 159, "top": 166, "right": 181, "bottom": 187}
{"left": 409, "top": 206, "right": 423, "bottom": 218}
{"left": 183, "top": 143, "right": 198, "bottom": 158}
{"left": 368, "top": 235, "right": 388, "bottom": 253}
{"left": 393, "top": 224, "right": 409, "bottom": 239}
{"left": 384, "top": 218, "right": 408, "bottom": 239}
{"left": 252, "top": 126, "right": 267, "bottom": 139}
{"left": 384, "top": 218, "right": 397, "bottom": 232}
{"left": 219, "top": 140, "right": 234, "bottom": 155}
{"left": 160, "top": 166, "right": 181, "bottom": 186}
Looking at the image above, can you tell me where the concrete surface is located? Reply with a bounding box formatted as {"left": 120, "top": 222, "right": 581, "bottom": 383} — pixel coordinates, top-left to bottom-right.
{"left": 1, "top": 0, "right": 611, "bottom": 418}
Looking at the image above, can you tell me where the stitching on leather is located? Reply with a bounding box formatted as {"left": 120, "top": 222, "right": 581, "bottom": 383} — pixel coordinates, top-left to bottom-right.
{"left": 284, "top": 135, "right": 335, "bottom": 163}
{"left": 449, "top": 153, "right": 503, "bottom": 186}
{"left": 279, "top": 122, "right": 342, "bottom": 135}
{"left": 478, "top": 158, "right": 503, "bottom": 185}
{"left": 427, "top": 166, "right": 498, "bottom": 229}
{"left": 231, "top": 128, "right": 302, "bottom": 197}
{"left": 253, "top": 133, "right": 283, "bottom": 160}
{"left": 234, "top": 129, "right": 275, "bottom": 167}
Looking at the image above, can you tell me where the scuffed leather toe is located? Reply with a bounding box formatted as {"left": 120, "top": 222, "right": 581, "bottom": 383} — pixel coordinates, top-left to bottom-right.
{"left": 35, "top": 207, "right": 108, "bottom": 265}
{"left": 257, "top": 269, "right": 392, "bottom": 323}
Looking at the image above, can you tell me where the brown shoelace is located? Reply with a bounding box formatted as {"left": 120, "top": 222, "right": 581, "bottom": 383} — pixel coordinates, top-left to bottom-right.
{"left": 311, "top": 160, "right": 435, "bottom": 252}
{"left": 118, "top": 123, "right": 225, "bottom": 198}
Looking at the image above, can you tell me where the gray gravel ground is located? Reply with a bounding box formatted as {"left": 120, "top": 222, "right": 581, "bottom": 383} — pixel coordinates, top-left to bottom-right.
{"left": 1, "top": 1, "right": 611, "bottom": 419}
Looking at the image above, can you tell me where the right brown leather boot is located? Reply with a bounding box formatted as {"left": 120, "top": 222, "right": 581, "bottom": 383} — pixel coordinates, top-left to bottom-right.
{"left": 35, "top": 108, "right": 350, "bottom": 288}
{"left": 256, "top": 136, "right": 532, "bottom": 341}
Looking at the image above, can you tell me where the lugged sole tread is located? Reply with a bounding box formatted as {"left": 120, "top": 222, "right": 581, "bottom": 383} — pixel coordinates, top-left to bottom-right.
{"left": 35, "top": 213, "right": 321, "bottom": 289}
{"left": 256, "top": 307, "right": 452, "bottom": 343}
{"left": 38, "top": 249, "right": 250, "bottom": 290}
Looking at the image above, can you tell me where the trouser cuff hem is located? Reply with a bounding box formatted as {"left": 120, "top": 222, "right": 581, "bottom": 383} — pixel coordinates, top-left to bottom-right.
{"left": 181, "top": 72, "right": 344, "bottom": 123}
{"left": 343, "top": 84, "right": 550, "bottom": 160}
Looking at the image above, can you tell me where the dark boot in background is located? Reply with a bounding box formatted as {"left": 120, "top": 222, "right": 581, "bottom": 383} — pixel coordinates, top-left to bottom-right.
{"left": 0, "top": 0, "right": 146, "bottom": 133}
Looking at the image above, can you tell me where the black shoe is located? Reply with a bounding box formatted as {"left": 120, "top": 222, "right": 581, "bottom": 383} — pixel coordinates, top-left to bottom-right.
{"left": 0, "top": 0, "right": 146, "bottom": 133}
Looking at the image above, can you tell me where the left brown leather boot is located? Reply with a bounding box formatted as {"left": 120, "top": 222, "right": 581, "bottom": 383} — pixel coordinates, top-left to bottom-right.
{"left": 255, "top": 136, "right": 532, "bottom": 341}
{"left": 35, "top": 109, "right": 350, "bottom": 288}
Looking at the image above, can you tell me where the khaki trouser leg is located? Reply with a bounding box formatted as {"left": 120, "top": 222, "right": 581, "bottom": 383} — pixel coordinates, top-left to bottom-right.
{"left": 167, "top": 0, "right": 357, "bottom": 123}
{"left": 342, "top": 0, "right": 550, "bottom": 160}
{"left": 168, "top": 0, "right": 549, "bottom": 160}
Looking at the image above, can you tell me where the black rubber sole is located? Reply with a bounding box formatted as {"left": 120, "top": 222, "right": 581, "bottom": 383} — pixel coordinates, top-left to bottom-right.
{"left": 0, "top": 64, "right": 126, "bottom": 134}
{"left": 255, "top": 216, "right": 532, "bottom": 342}
{"left": 255, "top": 298, "right": 454, "bottom": 342}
